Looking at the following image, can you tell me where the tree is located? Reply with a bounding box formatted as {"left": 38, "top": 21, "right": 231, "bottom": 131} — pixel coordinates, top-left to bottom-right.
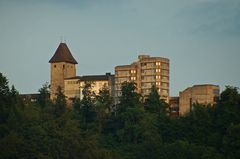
{"left": 117, "top": 81, "right": 142, "bottom": 114}
{"left": 223, "top": 124, "right": 240, "bottom": 159}
{"left": 0, "top": 73, "right": 10, "bottom": 104}
{"left": 0, "top": 73, "right": 11, "bottom": 124}
{"left": 96, "top": 84, "right": 114, "bottom": 132}
{"left": 37, "top": 82, "right": 51, "bottom": 108}
{"left": 214, "top": 86, "right": 240, "bottom": 135}
{"left": 144, "top": 85, "right": 168, "bottom": 116}
{"left": 0, "top": 73, "right": 21, "bottom": 125}
{"left": 96, "top": 84, "right": 113, "bottom": 116}
{"left": 54, "top": 86, "right": 66, "bottom": 117}
{"left": 74, "top": 82, "right": 97, "bottom": 132}
{"left": 112, "top": 82, "right": 145, "bottom": 144}
{"left": 220, "top": 86, "right": 240, "bottom": 106}
{"left": 159, "top": 140, "right": 223, "bottom": 159}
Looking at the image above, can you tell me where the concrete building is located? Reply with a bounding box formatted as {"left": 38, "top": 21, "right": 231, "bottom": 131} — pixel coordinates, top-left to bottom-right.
{"left": 115, "top": 55, "right": 170, "bottom": 102}
{"left": 169, "top": 96, "right": 179, "bottom": 117}
{"left": 179, "top": 84, "right": 220, "bottom": 115}
{"left": 64, "top": 73, "right": 115, "bottom": 101}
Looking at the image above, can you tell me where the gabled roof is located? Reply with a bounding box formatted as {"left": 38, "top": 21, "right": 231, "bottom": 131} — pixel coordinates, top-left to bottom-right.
{"left": 49, "top": 43, "right": 78, "bottom": 64}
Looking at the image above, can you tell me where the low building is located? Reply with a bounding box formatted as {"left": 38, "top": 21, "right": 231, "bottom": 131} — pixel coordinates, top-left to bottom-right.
{"left": 64, "top": 73, "right": 115, "bottom": 102}
{"left": 169, "top": 96, "right": 179, "bottom": 117}
{"left": 20, "top": 93, "right": 40, "bottom": 103}
{"left": 179, "top": 84, "right": 220, "bottom": 115}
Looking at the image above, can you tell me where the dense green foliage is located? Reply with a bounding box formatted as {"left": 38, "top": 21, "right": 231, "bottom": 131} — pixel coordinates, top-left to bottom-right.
{"left": 0, "top": 73, "right": 240, "bottom": 159}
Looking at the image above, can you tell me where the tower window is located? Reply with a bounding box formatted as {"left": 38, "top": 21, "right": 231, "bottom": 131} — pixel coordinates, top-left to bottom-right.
{"left": 63, "top": 65, "right": 65, "bottom": 69}
{"left": 54, "top": 65, "right": 56, "bottom": 68}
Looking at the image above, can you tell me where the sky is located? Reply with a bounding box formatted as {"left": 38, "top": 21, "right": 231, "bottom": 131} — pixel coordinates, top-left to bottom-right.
{"left": 0, "top": 0, "right": 239, "bottom": 96}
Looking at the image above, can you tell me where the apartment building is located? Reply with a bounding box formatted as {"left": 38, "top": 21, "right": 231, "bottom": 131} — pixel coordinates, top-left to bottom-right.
{"left": 115, "top": 55, "right": 170, "bottom": 102}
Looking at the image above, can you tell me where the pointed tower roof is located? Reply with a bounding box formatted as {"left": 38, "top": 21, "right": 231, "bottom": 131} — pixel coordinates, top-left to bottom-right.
{"left": 49, "top": 43, "right": 78, "bottom": 64}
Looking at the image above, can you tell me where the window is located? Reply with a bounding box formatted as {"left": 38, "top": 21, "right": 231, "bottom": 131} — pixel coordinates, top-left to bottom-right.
{"left": 131, "top": 77, "right": 136, "bottom": 80}
{"left": 156, "top": 62, "right": 161, "bottom": 66}
{"left": 162, "top": 89, "right": 168, "bottom": 95}
{"left": 162, "top": 76, "right": 168, "bottom": 80}
{"left": 156, "top": 69, "right": 161, "bottom": 73}
{"left": 131, "top": 70, "right": 136, "bottom": 74}
{"left": 156, "top": 75, "right": 160, "bottom": 79}
{"left": 54, "top": 65, "right": 56, "bottom": 68}
{"left": 213, "top": 89, "right": 219, "bottom": 95}
{"left": 162, "top": 82, "right": 167, "bottom": 87}
{"left": 213, "top": 96, "right": 219, "bottom": 102}
{"left": 63, "top": 65, "right": 65, "bottom": 69}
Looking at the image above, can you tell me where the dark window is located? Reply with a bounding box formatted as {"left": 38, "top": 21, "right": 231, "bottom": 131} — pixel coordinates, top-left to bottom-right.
{"left": 54, "top": 65, "right": 56, "bottom": 68}
{"left": 63, "top": 65, "right": 65, "bottom": 69}
{"left": 213, "top": 89, "right": 219, "bottom": 95}
{"left": 214, "top": 96, "right": 219, "bottom": 102}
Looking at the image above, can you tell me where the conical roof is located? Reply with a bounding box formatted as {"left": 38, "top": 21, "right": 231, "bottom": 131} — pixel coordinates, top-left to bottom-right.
{"left": 49, "top": 43, "right": 78, "bottom": 64}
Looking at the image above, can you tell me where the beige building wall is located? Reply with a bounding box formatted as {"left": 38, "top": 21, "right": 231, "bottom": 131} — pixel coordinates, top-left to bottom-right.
{"left": 64, "top": 75, "right": 114, "bottom": 102}
{"left": 115, "top": 55, "right": 170, "bottom": 102}
{"left": 50, "top": 62, "right": 76, "bottom": 99}
{"left": 179, "top": 84, "right": 220, "bottom": 115}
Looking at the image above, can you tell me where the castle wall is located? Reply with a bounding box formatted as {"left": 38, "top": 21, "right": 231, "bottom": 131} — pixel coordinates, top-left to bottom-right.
{"left": 50, "top": 62, "right": 76, "bottom": 99}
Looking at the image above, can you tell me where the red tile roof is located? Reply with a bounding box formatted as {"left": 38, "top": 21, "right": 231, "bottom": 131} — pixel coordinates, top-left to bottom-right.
{"left": 49, "top": 43, "right": 78, "bottom": 64}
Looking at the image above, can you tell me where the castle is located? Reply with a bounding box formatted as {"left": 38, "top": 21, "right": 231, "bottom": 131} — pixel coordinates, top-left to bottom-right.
{"left": 48, "top": 42, "right": 220, "bottom": 115}
{"left": 49, "top": 42, "right": 114, "bottom": 102}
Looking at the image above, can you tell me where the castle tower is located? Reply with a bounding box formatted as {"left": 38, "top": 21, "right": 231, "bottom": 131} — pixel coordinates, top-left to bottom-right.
{"left": 49, "top": 43, "right": 78, "bottom": 99}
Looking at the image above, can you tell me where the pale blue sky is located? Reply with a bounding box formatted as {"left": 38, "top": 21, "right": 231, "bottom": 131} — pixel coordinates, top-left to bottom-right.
{"left": 0, "top": 0, "right": 239, "bottom": 96}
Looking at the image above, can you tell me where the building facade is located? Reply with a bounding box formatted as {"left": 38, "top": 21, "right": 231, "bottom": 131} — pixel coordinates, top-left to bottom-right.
{"left": 115, "top": 55, "right": 170, "bottom": 102}
{"left": 179, "top": 84, "right": 220, "bottom": 115}
{"left": 64, "top": 73, "right": 115, "bottom": 101}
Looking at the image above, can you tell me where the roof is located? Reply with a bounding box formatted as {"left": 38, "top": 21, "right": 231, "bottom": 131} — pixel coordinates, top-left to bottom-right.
{"left": 65, "top": 73, "right": 114, "bottom": 81}
{"left": 192, "top": 84, "right": 219, "bottom": 88}
{"left": 180, "top": 84, "right": 219, "bottom": 94}
{"left": 49, "top": 43, "right": 78, "bottom": 64}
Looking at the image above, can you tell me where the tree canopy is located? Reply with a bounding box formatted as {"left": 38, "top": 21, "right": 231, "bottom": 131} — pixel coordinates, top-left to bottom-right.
{"left": 0, "top": 74, "right": 240, "bottom": 159}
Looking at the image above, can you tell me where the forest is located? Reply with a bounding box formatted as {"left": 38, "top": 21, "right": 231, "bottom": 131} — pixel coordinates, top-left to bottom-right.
{"left": 0, "top": 72, "right": 240, "bottom": 159}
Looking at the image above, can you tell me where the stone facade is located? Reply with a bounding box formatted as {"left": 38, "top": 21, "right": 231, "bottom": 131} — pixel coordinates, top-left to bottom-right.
{"left": 115, "top": 55, "right": 170, "bottom": 102}
{"left": 50, "top": 62, "right": 76, "bottom": 99}
{"left": 179, "top": 84, "right": 220, "bottom": 115}
{"left": 49, "top": 43, "right": 78, "bottom": 100}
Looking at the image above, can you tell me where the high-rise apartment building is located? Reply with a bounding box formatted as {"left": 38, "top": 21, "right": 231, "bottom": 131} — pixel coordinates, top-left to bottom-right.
{"left": 115, "top": 55, "right": 170, "bottom": 102}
